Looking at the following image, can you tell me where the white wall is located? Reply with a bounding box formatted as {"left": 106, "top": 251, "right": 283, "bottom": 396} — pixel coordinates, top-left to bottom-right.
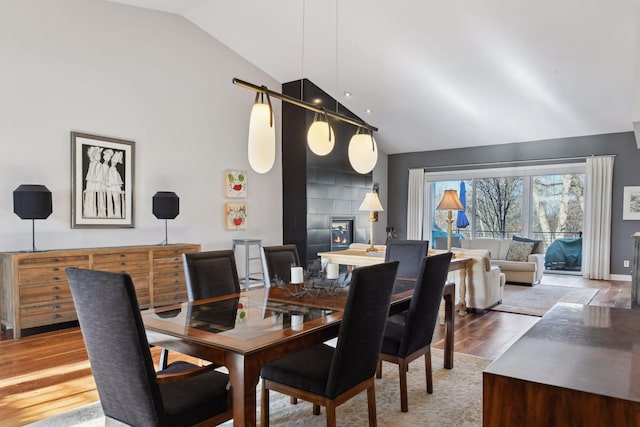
{"left": 0, "top": 0, "right": 283, "bottom": 253}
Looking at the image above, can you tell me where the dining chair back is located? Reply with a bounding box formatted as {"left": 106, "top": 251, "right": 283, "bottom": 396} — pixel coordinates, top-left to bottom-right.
{"left": 161, "top": 250, "right": 241, "bottom": 369}
{"left": 66, "top": 268, "right": 232, "bottom": 426}
{"left": 182, "top": 250, "right": 240, "bottom": 300}
{"left": 260, "top": 261, "right": 399, "bottom": 426}
{"left": 384, "top": 239, "right": 430, "bottom": 278}
{"left": 261, "top": 244, "right": 301, "bottom": 286}
{"left": 376, "top": 252, "right": 452, "bottom": 412}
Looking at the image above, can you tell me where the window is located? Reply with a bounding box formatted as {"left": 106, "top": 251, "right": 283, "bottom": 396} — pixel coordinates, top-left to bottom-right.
{"left": 531, "top": 173, "right": 584, "bottom": 243}
{"left": 425, "top": 164, "right": 585, "bottom": 263}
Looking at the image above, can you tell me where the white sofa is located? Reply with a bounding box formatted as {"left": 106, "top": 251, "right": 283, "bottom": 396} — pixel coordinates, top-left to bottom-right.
{"left": 449, "top": 248, "right": 506, "bottom": 312}
{"left": 458, "top": 238, "right": 544, "bottom": 285}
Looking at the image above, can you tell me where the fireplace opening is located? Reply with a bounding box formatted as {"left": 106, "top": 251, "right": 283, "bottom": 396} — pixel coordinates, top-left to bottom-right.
{"left": 331, "top": 218, "right": 354, "bottom": 251}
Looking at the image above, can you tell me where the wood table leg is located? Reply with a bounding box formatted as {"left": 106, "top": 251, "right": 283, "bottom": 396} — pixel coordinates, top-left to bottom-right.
{"left": 443, "top": 281, "right": 455, "bottom": 369}
{"left": 226, "top": 352, "right": 261, "bottom": 426}
{"left": 457, "top": 263, "right": 468, "bottom": 316}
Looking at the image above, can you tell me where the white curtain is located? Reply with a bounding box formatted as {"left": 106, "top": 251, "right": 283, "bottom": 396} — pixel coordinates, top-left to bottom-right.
{"left": 583, "top": 156, "right": 614, "bottom": 279}
{"left": 407, "top": 168, "right": 424, "bottom": 239}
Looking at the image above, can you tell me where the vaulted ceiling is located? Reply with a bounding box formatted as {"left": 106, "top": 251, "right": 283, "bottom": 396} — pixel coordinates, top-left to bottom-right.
{"left": 106, "top": 0, "right": 637, "bottom": 155}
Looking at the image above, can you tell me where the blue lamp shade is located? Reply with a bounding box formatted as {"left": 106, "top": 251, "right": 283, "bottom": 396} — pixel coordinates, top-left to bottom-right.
{"left": 152, "top": 192, "right": 179, "bottom": 219}
{"left": 13, "top": 185, "right": 52, "bottom": 220}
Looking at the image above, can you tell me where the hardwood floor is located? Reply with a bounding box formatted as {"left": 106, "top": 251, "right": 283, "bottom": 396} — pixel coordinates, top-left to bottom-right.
{"left": 0, "top": 274, "right": 630, "bottom": 426}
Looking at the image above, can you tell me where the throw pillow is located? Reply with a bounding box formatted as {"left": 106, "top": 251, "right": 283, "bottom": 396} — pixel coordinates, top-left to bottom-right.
{"left": 506, "top": 241, "right": 534, "bottom": 262}
{"left": 513, "top": 235, "right": 542, "bottom": 253}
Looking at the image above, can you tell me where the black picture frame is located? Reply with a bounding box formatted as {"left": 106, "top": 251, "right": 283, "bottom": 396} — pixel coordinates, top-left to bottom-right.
{"left": 71, "top": 132, "right": 135, "bottom": 228}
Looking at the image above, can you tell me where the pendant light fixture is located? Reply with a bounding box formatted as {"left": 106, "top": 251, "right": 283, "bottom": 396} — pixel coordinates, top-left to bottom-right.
{"left": 348, "top": 128, "right": 378, "bottom": 174}
{"left": 247, "top": 90, "right": 275, "bottom": 174}
{"left": 307, "top": 110, "right": 335, "bottom": 156}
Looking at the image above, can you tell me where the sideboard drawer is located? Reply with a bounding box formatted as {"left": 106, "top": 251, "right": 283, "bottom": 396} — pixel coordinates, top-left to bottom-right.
{"left": 20, "top": 302, "right": 77, "bottom": 329}
{"left": 19, "top": 283, "right": 72, "bottom": 306}
{"left": 18, "top": 255, "right": 90, "bottom": 268}
{"left": 93, "top": 252, "right": 150, "bottom": 273}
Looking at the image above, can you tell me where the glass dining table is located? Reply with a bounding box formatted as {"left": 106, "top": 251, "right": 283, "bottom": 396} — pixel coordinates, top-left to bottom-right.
{"left": 142, "top": 279, "right": 455, "bottom": 426}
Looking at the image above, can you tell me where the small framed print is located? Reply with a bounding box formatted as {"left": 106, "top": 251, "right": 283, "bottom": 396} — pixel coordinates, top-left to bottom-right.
{"left": 71, "top": 132, "right": 135, "bottom": 228}
{"left": 623, "top": 186, "right": 640, "bottom": 220}
{"left": 225, "top": 170, "right": 247, "bottom": 198}
{"left": 225, "top": 203, "right": 247, "bottom": 230}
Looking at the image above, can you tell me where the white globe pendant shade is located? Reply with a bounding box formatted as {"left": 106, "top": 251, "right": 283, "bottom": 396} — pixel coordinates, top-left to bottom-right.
{"left": 307, "top": 119, "right": 335, "bottom": 156}
{"left": 247, "top": 102, "right": 275, "bottom": 174}
{"left": 348, "top": 132, "right": 378, "bottom": 174}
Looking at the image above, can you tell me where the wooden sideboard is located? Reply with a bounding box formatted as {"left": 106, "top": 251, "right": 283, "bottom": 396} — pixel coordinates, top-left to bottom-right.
{"left": 0, "top": 243, "right": 200, "bottom": 338}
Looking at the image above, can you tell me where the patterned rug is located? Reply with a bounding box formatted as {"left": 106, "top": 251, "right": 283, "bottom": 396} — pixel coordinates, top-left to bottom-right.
{"left": 491, "top": 284, "right": 599, "bottom": 316}
{"left": 27, "top": 349, "right": 490, "bottom": 427}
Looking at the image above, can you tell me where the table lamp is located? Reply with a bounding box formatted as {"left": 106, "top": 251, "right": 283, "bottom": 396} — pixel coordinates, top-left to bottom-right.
{"left": 153, "top": 191, "right": 179, "bottom": 245}
{"left": 436, "top": 189, "right": 464, "bottom": 252}
{"left": 359, "top": 192, "right": 384, "bottom": 252}
{"left": 13, "top": 184, "right": 53, "bottom": 252}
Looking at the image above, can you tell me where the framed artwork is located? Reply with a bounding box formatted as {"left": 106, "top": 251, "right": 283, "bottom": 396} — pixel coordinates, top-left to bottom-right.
{"left": 623, "top": 186, "right": 640, "bottom": 220}
{"left": 225, "top": 203, "right": 247, "bottom": 230}
{"left": 71, "top": 132, "right": 135, "bottom": 228}
{"left": 225, "top": 170, "right": 247, "bottom": 198}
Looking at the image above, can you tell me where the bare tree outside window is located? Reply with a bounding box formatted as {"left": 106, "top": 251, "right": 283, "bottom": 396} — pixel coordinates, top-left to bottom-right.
{"left": 532, "top": 173, "right": 584, "bottom": 243}
{"left": 474, "top": 177, "right": 523, "bottom": 239}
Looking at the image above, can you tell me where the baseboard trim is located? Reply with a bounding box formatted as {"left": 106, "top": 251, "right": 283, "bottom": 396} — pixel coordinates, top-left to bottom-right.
{"left": 610, "top": 274, "right": 631, "bottom": 281}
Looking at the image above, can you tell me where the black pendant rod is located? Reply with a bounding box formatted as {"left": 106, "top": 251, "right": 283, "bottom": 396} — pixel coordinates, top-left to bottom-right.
{"left": 232, "top": 77, "right": 378, "bottom": 133}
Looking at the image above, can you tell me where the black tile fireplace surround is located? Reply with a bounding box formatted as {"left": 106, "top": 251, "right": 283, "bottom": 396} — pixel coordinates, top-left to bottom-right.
{"left": 282, "top": 79, "right": 372, "bottom": 265}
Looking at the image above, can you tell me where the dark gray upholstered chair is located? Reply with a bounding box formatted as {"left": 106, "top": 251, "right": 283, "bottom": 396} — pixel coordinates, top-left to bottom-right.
{"left": 384, "top": 239, "right": 430, "bottom": 278}
{"left": 260, "top": 261, "right": 399, "bottom": 427}
{"left": 66, "top": 268, "right": 232, "bottom": 427}
{"left": 260, "top": 244, "right": 301, "bottom": 287}
{"left": 157, "top": 250, "right": 241, "bottom": 369}
{"left": 376, "top": 252, "right": 452, "bottom": 412}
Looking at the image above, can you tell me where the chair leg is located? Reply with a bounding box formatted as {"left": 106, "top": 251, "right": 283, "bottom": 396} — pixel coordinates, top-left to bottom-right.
{"left": 261, "top": 381, "right": 270, "bottom": 427}
{"left": 158, "top": 348, "right": 169, "bottom": 370}
{"left": 399, "top": 359, "right": 409, "bottom": 412}
{"left": 367, "top": 383, "right": 378, "bottom": 427}
{"left": 313, "top": 403, "right": 321, "bottom": 415}
{"left": 376, "top": 359, "right": 382, "bottom": 378}
{"left": 425, "top": 350, "right": 433, "bottom": 394}
{"left": 326, "top": 402, "right": 337, "bottom": 427}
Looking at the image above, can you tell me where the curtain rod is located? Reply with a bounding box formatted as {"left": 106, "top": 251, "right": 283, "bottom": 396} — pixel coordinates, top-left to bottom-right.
{"left": 421, "top": 154, "right": 616, "bottom": 171}
{"left": 232, "top": 77, "right": 378, "bottom": 132}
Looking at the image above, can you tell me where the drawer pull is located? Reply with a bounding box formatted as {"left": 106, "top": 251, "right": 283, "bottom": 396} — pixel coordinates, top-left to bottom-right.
{"left": 52, "top": 267, "right": 60, "bottom": 272}
{"left": 52, "top": 276, "right": 60, "bottom": 281}
{"left": 120, "top": 262, "right": 126, "bottom": 266}
{"left": 52, "top": 286, "right": 60, "bottom": 291}
{"left": 53, "top": 314, "right": 61, "bottom": 319}
{"left": 53, "top": 304, "right": 60, "bottom": 309}
{"left": 52, "top": 295, "right": 60, "bottom": 300}
{"left": 52, "top": 258, "right": 60, "bottom": 263}
{"left": 120, "top": 254, "right": 126, "bottom": 258}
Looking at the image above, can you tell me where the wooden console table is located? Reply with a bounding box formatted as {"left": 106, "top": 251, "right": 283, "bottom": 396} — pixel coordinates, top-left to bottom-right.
{"left": 0, "top": 243, "right": 200, "bottom": 338}
{"left": 484, "top": 302, "right": 640, "bottom": 426}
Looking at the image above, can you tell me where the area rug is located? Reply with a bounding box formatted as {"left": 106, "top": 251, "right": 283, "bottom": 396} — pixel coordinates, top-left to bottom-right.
{"left": 27, "top": 348, "right": 490, "bottom": 427}
{"left": 491, "top": 284, "right": 598, "bottom": 317}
